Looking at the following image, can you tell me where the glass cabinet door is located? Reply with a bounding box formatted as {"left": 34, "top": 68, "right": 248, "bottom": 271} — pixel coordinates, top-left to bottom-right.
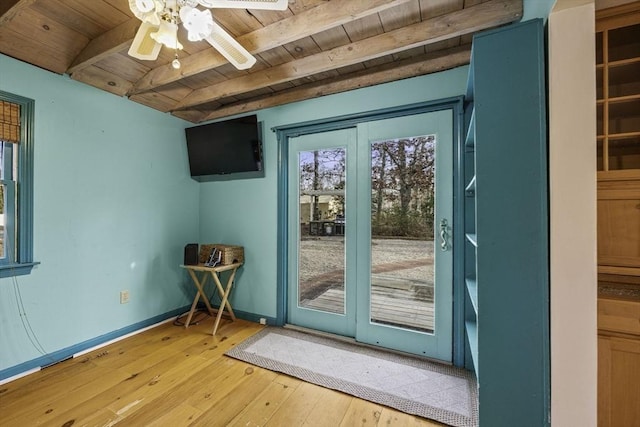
{"left": 596, "top": 21, "right": 640, "bottom": 171}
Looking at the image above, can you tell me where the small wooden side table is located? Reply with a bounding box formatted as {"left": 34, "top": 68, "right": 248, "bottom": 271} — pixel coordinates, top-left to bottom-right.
{"left": 180, "top": 262, "right": 242, "bottom": 336}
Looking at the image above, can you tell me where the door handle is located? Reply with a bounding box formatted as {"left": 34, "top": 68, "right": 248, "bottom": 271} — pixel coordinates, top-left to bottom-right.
{"left": 439, "top": 218, "right": 450, "bottom": 252}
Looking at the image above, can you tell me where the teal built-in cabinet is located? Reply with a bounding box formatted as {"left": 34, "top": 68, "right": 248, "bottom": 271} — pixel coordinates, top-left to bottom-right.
{"left": 464, "top": 19, "right": 549, "bottom": 426}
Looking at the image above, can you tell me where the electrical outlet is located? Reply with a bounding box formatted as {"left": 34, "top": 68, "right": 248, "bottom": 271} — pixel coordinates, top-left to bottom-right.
{"left": 120, "top": 290, "right": 130, "bottom": 304}
{"left": 259, "top": 317, "right": 266, "bottom": 325}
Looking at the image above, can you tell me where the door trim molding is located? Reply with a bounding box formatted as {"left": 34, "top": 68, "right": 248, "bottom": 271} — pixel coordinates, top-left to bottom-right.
{"left": 274, "top": 96, "right": 466, "bottom": 366}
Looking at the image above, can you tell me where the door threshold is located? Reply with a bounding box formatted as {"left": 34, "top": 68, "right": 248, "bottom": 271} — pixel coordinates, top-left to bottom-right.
{"left": 283, "top": 323, "right": 451, "bottom": 365}
{"left": 283, "top": 324, "right": 355, "bottom": 344}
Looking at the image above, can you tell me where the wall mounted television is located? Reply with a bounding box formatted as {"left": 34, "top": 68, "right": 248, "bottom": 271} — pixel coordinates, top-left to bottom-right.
{"left": 185, "top": 114, "right": 264, "bottom": 181}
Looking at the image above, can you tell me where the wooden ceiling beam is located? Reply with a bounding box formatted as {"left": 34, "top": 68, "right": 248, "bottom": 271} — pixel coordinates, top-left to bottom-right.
{"left": 192, "top": 45, "right": 471, "bottom": 123}
{"left": 172, "top": 110, "right": 209, "bottom": 123}
{"left": 129, "top": 0, "right": 414, "bottom": 94}
{"left": 67, "top": 18, "right": 140, "bottom": 74}
{"left": 173, "top": 0, "right": 521, "bottom": 111}
{"left": 0, "top": 0, "right": 37, "bottom": 27}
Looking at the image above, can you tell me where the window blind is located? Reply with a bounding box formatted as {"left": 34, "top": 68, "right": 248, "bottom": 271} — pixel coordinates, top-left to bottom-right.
{"left": 0, "top": 100, "right": 20, "bottom": 143}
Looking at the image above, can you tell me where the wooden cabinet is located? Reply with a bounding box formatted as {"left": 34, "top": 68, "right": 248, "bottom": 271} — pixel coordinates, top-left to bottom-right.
{"left": 598, "top": 335, "right": 640, "bottom": 427}
{"left": 596, "top": 2, "right": 640, "bottom": 278}
{"left": 598, "top": 298, "right": 640, "bottom": 427}
{"left": 596, "top": 6, "right": 640, "bottom": 426}
{"left": 596, "top": 6, "right": 640, "bottom": 427}
{"left": 597, "top": 173, "right": 640, "bottom": 275}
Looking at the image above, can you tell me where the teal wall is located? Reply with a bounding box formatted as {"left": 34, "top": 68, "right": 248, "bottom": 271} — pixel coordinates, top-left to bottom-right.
{"left": 0, "top": 52, "right": 468, "bottom": 374}
{"left": 198, "top": 65, "right": 469, "bottom": 319}
{"left": 0, "top": 53, "right": 199, "bottom": 372}
{"left": 0, "top": 0, "right": 546, "bottom": 373}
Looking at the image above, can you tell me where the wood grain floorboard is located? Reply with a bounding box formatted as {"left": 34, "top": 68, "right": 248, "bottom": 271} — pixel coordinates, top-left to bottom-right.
{"left": 0, "top": 317, "right": 444, "bottom": 426}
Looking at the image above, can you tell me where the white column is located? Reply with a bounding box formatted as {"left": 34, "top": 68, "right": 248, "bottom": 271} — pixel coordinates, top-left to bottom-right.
{"left": 548, "top": 1, "right": 598, "bottom": 426}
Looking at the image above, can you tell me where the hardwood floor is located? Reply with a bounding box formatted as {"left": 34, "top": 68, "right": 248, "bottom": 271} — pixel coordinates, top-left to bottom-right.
{"left": 0, "top": 317, "right": 444, "bottom": 426}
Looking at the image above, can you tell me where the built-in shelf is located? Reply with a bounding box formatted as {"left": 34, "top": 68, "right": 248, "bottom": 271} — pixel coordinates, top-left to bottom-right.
{"left": 608, "top": 94, "right": 640, "bottom": 104}
{"left": 465, "top": 59, "right": 475, "bottom": 101}
{"left": 598, "top": 132, "right": 640, "bottom": 140}
{"left": 465, "top": 74, "right": 478, "bottom": 382}
{"left": 466, "top": 277, "right": 478, "bottom": 313}
{"left": 465, "top": 233, "right": 478, "bottom": 247}
{"left": 598, "top": 265, "right": 640, "bottom": 277}
{"left": 465, "top": 320, "right": 478, "bottom": 374}
{"left": 465, "top": 175, "right": 476, "bottom": 197}
{"left": 596, "top": 17, "right": 640, "bottom": 172}
{"left": 597, "top": 169, "right": 640, "bottom": 181}
{"left": 462, "top": 20, "right": 549, "bottom": 424}
{"left": 465, "top": 111, "right": 475, "bottom": 150}
{"left": 608, "top": 56, "right": 640, "bottom": 68}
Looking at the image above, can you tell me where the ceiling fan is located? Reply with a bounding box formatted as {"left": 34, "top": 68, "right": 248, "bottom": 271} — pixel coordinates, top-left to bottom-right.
{"left": 127, "top": 0, "right": 288, "bottom": 70}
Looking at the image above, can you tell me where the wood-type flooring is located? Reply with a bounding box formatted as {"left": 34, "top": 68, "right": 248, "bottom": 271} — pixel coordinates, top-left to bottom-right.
{"left": 0, "top": 317, "right": 444, "bottom": 426}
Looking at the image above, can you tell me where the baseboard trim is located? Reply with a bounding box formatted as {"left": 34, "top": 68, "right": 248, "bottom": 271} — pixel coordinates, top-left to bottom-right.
{"left": 0, "top": 306, "right": 275, "bottom": 383}
{"left": 233, "top": 309, "right": 277, "bottom": 326}
{"left": 0, "top": 305, "right": 191, "bottom": 383}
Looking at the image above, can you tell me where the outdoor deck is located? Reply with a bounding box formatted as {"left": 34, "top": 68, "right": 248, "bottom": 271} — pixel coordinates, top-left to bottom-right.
{"left": 301, "top": 275, "right": 435, "bottom": 333}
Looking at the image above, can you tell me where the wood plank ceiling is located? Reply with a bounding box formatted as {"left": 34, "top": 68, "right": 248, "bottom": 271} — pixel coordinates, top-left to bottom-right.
{"left": 0, "top": 0, "right": 522, "bottom": 123}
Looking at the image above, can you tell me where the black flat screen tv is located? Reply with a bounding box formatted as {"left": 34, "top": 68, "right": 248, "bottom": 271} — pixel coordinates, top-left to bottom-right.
{"left": 185, "top": 115, "right": 263, "bottom": 181}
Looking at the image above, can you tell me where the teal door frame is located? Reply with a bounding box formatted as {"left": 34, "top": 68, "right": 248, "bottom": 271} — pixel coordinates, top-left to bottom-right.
{"left": 286, "top": 128, "right": 358, "bottom": 337}
{"left": 354, "top": 111, "right": 454, "bottom": 360}
{"left": 274, "top": 97, "right": 466, "bottom": 366}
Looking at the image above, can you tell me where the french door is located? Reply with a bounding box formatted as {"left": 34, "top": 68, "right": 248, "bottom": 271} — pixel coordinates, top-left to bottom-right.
{"left": 287, "top": 110, "right": 453, "bottom": 361}
{"left": 287, "top": 128, "right": 358, "bottom": 337}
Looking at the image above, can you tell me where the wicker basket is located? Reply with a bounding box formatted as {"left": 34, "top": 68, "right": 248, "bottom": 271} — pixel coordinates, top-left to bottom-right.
{"left": 199, "top": 244, "right": 244, "bottom": 265}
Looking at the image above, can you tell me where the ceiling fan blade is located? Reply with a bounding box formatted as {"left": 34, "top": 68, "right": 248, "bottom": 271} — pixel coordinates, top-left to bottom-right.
{"left": 205, "top": 22, "right": 257, "bottom": 70}
{"left": 128, "top": 22, "right": 162, "bottom": 61}
{"left": 198, "top": 0, "right": 288, "bottom": 11}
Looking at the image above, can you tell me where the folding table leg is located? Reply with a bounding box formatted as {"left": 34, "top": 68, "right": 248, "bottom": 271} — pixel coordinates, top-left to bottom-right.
{"left": 211, "top": 267, "right": 238, "bottom": 335}
{"left": 185, "top": 269, "right": 214, "bottom": 327}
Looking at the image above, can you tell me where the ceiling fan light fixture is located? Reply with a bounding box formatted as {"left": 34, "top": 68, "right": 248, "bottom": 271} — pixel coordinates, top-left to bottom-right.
{"left": 135, "top": 0, "right": 155, "bottom": 13}
{"left": 150, "top": 20, "right": 184, "bottom": 50}
{"left": 181, "top": 7, "right": 215, "bottom": 41}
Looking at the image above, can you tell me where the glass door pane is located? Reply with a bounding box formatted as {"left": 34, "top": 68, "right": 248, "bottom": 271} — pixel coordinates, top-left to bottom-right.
{"left": 608, "top": 23, "right": 640, "bottom": 62}
{"left": 609, "top": 135, "right": 640, "bottom": 169}
{"left": 370, "top": 136, "right": 436, "bottom": 333}
{"left": 608, "top": 99, "right": 640, "bottom": 134}
{"left": 287, "top": 128, "right": 357, "bottom": 337}
{"left": 355, "top": 110, "right": 453, "bottom": 361}
{"left": 608, "top": 62, "right": 640, "bottom": 98}
{"left": 297, "top": 148, "right": 346, "bottom": 314}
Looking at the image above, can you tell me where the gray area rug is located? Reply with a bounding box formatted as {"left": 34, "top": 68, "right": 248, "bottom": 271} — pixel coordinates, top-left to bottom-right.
{"left": 225, "top": 327, "right": 477, "bottom": 427}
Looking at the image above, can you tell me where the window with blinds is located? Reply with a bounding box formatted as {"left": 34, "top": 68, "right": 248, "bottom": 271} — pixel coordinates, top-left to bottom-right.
{"left": 0, "top": 101, "right": 20, "bottom": 261}
{"left": 0, "top": 91, "right": 37, "bottom": 277}
{"left": 0, "top": 100, "right": 20, "bottom": 144}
